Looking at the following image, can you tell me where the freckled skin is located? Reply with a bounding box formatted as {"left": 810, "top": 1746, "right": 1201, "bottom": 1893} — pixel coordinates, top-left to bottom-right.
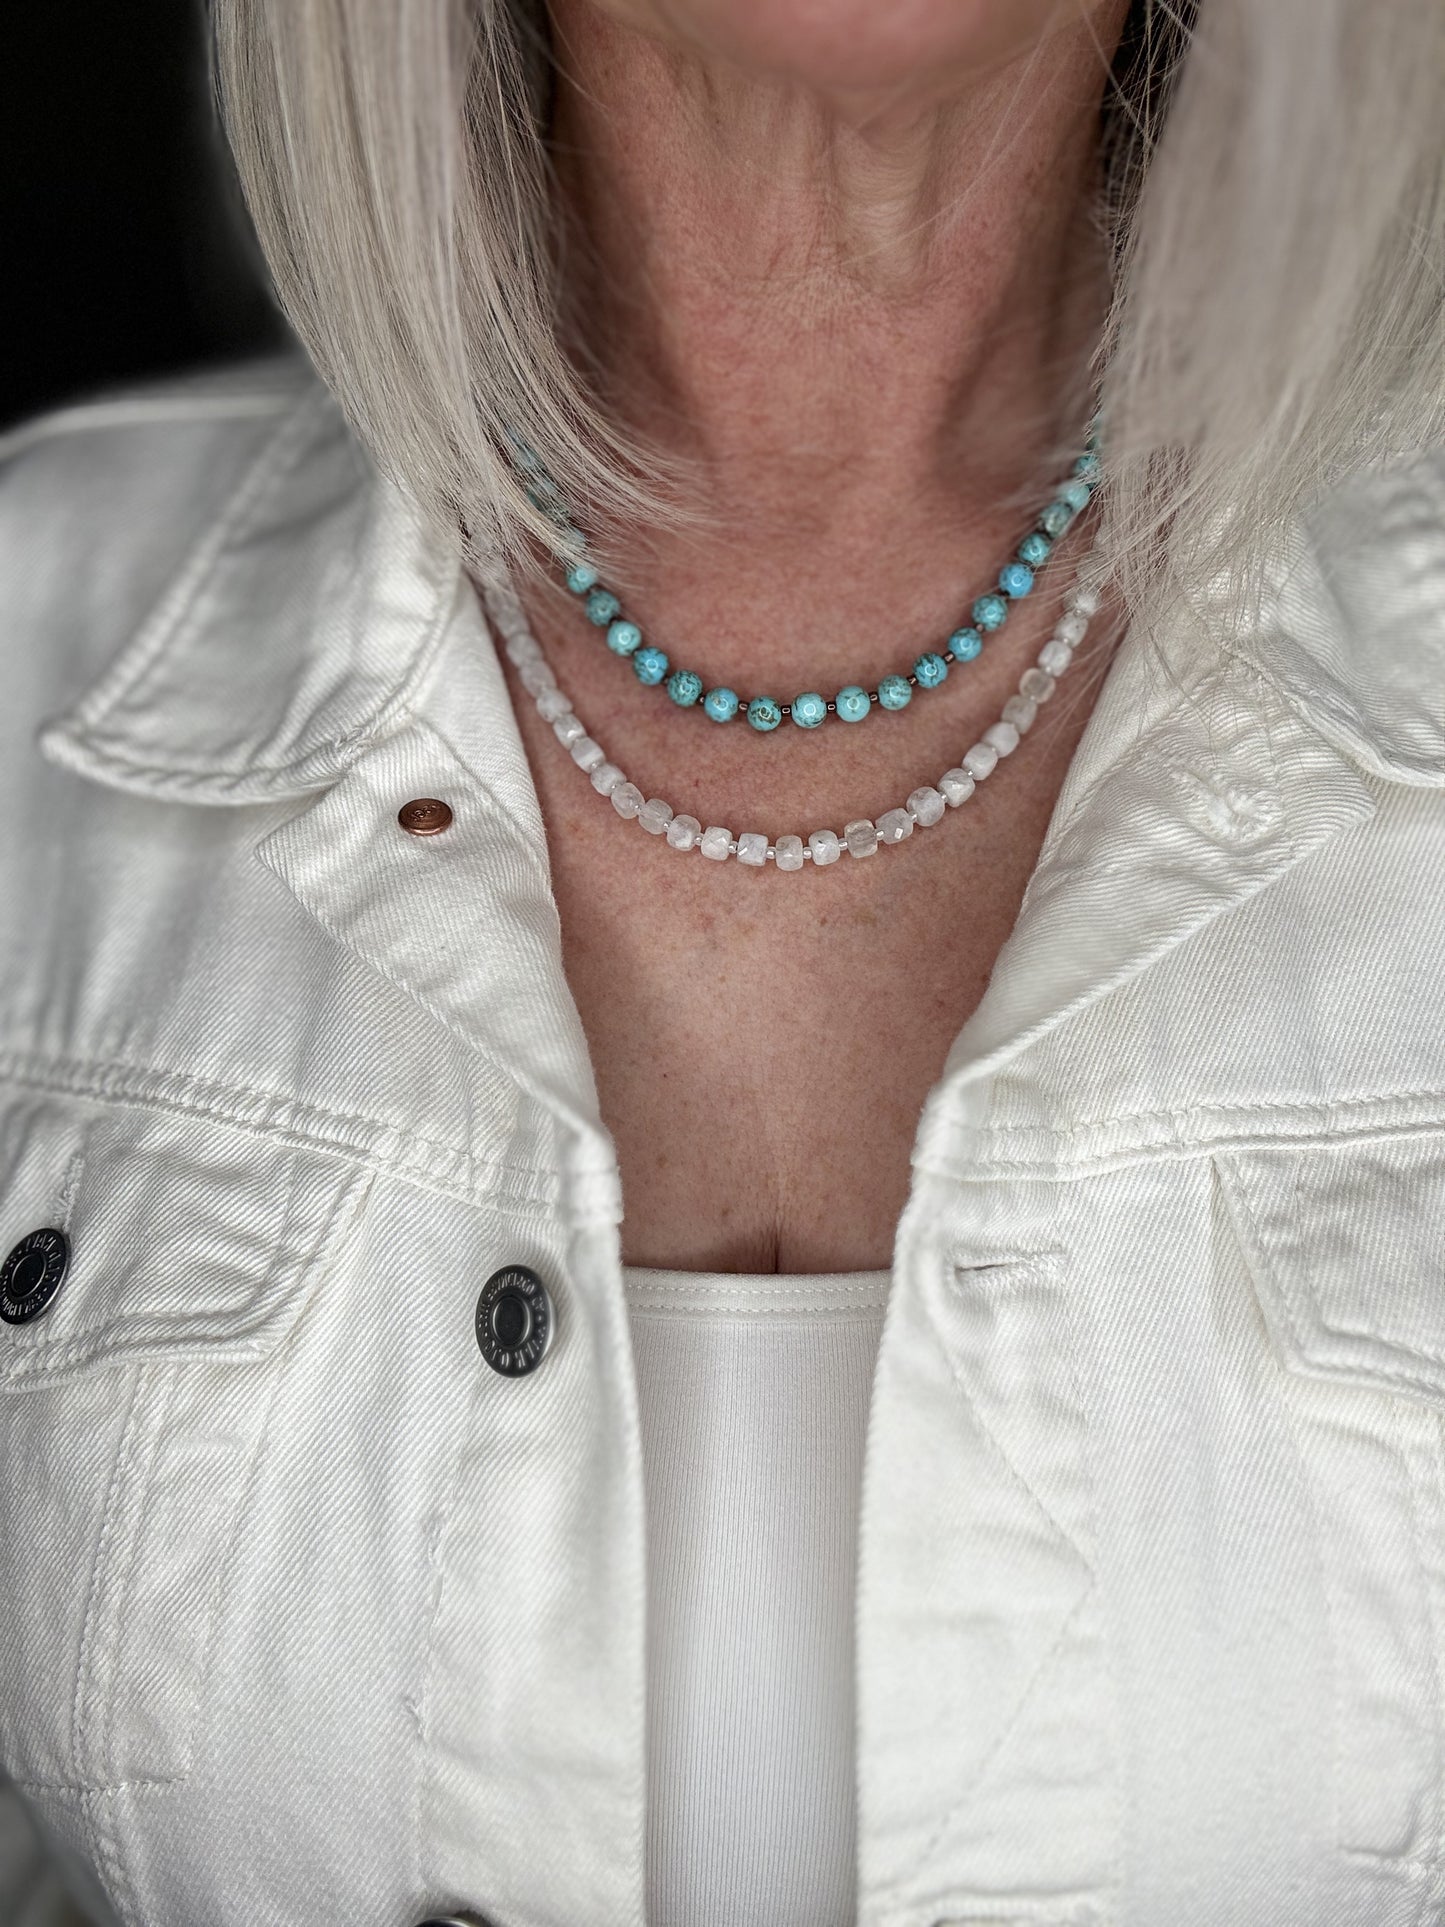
{"left": 522, "top": 0, "right": 1128, "bottom": 1270}
{"left": 507, "top": 564, "right": 1122, "bottom": 1273}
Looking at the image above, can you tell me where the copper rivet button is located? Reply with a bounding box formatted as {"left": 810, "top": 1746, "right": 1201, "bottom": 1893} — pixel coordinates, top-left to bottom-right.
{"left": 398, "top": 797, "right": 453, "bottom": 837}
{"left": 1, "top": 1227, "right": 71, "bottom": 1325}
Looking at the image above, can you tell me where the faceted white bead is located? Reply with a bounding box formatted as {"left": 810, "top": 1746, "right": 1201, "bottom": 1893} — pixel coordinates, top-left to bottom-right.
{"left": 505, "top": 635, "right": 543, "bottom": 669}
{"left": 667, "top": 813, "right": 702, "bottom": 851}
{"left": 1038, "top": 639, "right": 1073, "bottom": 676}
{"left": 939, "top": 768, "right": 976, "bottom": 808}
{"left": 1019, "top": 667, "right": 1056, "bottom": 702}
{"left": 962, "top": 741, "right": 999, "bottom": 780}
{"left": 700, "top": 825, "right": 733, "bottom": 861}
{"left": 845, "top": 819, "right": 879, "bottom": 859}
{"left": 590, "top": 761, "right": 626, "bottom": 796}
{"left": 983, "top": 721, "right": 1020, "bottom": 756}
{"left": 808, "top": 830, "right": 842, "bottom": 866}
{"left": 553, "top": 713, "right": 586, "bottom": 746}
{"left": 570, "top": 735, "right": 605, "bottom": 773}
{"left": 737, "top": 832, "right": 769, "bottom": 866}
{"left": 907, "top": 785, "right": 946, "bottom": 827}
{"left": 611, "top": 782, "right": 644, "bottom": 819}
{"left": 775, "top": 834, "right": 805, "bottom": 871}
{"left": 1056, "top": 611, "right": 1089, "bottom": 646}
{"left": 1001, "top": 694, "right": 1037, "bottom": 732}
{"left": 877, "top": 807, "right": 914, "bottom": 844}
{"left": 519, "top": 659, "right": 556, "bottom": 696}
{"left": 639, "top": 797, "right": 673, "bottom": 835}
{"left": 1069, "top": 584, "right": 1101, "bottom": 617}
{"left": 535, "top": 685, "right": 573, "bottom": 723}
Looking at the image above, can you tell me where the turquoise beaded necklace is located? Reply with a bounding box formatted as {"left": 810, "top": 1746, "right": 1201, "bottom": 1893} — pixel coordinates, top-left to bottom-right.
{"left": 523, "top": 426, "right": 1099, "bottom": 732}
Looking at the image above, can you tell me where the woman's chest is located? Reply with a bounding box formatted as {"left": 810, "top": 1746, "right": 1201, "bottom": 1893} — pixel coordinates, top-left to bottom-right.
{"left": 551, "top": 862, "right": 1020, "bottom": 1270}
{"left": 541, "top": 693, "right": 1101, "bottom": 1272}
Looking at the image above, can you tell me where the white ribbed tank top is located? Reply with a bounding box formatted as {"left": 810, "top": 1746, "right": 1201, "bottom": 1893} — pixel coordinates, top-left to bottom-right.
{"left": 622, "top": 1266, "right": 891, "bottom": 1927}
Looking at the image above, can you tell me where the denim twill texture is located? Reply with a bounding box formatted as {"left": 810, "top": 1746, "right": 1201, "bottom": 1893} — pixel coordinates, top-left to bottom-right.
{"left": 1, "top": 357, "right": 1445, "bottom": 1927}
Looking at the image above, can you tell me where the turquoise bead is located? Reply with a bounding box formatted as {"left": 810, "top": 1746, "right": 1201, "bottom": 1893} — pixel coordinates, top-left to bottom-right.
{"left": 1017, "top": 532, "right": 1052, "bottom": 567}
{"left": 836, "top": 685, "right": 871, "bottom": 723}
{"left": 606, "top": 619, "right": 642, "bottom": 656}
{"left": 585, "top": 588, "right": 621, "bottom": 626}
{"left": 972, "top": 594, "right": 1008, "bottom": 632}
{"left": 877, "top": 675, "right": 913, "bottom": 711}
{"left": 633, "top": 646, "right": 669, "bottom": 685}
{"left": 913, "top": 653, "right": 948, "bottom": 688}
{"left": 1073, "top": 451, "right": 1100, "bottom": 482}
{"left": 948, "top": 627, "right": 983, "bottom": 661}
{"left": 747, "top": 696, "right": 783, "bottom": 732}
{"left": 703, "top": 687, "right": 739, "bottom": 722}
{"left": 566, "top": 561, "right": 599, "bottom": 594}
{"left": 1060, "top": 478, "right": 1091, "bottom": 512}
{"left": 667, "top": 669, "right": 703, "bottom": 706}
{"left": 791, "top": 691, "right": 827, "bottom": 728}
{"left": 999, "top": 561, "right": 1034, "bottom": 599}
{"left": 1040, "top": 500, "right": 1075, "bottom": 537}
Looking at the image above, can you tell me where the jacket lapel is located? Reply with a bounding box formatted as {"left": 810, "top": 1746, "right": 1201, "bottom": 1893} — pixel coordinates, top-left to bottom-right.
{"left": 917, "top": 453, "right": 1445, "bottom": 1169}
{"left": 251, "top": 586, "right": 621, "bottom": 1219}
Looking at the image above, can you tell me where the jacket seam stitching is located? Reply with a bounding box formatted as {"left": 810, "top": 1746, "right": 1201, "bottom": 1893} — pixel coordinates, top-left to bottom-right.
{"left": 916, "top": 1095, "right": 1445, "bottom": 1175}
{"left": 69, "top": 1367, "right": 140, "bottom": 1789}
{"left": 93, "top": 1367, "right": 177, "bottom": 1784}
{"left": 1398, "top": 1413, "right": 1445, "bottom": 1888}
{"left": 0, "top": 1050, "right": 563, "bottom": 1208}
{"left": 1038, "top": 1088, "right": 1445, "bottom": 1134}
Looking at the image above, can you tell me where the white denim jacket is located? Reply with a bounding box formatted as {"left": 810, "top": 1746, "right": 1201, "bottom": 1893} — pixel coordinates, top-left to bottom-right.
{"left": 2, "top": 357, "right": 1445, "bottom": 1927}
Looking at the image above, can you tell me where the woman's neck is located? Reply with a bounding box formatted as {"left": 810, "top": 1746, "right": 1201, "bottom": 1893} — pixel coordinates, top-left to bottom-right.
{"left": 548, "top": 0, "right": 1124, "bottom": 538}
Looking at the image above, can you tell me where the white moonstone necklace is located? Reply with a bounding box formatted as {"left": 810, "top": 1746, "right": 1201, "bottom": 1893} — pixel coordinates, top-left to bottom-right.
{"left": 477, "top": 549, "right": 1106, "bottom": 871}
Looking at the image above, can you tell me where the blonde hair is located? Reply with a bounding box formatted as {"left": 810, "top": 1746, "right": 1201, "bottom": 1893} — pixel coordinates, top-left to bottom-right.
{"left": 214, "top": 0, "right": 1444, "bottom": 621}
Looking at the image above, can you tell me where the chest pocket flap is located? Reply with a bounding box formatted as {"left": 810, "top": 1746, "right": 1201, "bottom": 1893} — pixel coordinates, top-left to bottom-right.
{"left": 0, "top": 1087, "right": 371, "bottom": 1790}
{"left": 1215, "top": 1134, "right": 1445, "bottom": 1404}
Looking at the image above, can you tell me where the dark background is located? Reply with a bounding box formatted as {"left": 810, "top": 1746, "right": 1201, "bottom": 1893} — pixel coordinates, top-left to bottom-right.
{"left": 3, "top": 0, "right": 285, "bottom": 431}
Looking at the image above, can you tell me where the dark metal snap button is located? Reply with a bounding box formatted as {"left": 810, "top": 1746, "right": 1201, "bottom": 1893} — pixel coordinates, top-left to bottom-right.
{"left": 1, "top": 1228, "right": 71, "bottom": 1325}
{"left": 475, "top": 1265, "right": 555, "bottom": 1377}
{"left": 398, "top": 797, "right": 453, "bottom": 836}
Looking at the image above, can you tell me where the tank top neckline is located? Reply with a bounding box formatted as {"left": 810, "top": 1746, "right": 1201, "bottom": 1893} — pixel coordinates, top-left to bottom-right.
{"left": 620, "top": 1264, "right": 891, "bottom": 1319}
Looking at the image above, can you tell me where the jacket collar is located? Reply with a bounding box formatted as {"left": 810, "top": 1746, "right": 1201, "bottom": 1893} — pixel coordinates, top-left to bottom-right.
{"left": 909, "top": 444, "right": 1445, "bottom": 1140}
{"left": 1201, "top": 444, "right": 1445, "bottom": 790}
{"left": 36, "top": 383, "right": 462, "bottom": 804}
